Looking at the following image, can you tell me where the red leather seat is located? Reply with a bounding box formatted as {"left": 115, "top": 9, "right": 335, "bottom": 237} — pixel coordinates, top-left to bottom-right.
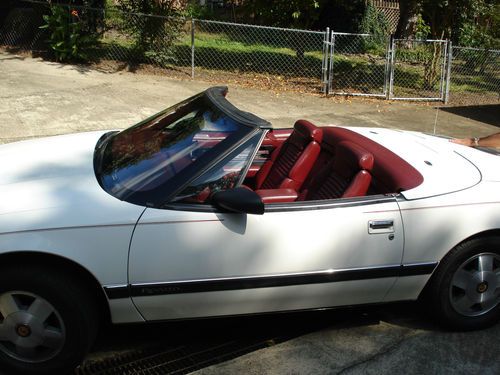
{"left": 300, "top": 140, "right": 374, "bottom": 201}
{"left": 255, "top": 119, "right": 323, "bottom": 191}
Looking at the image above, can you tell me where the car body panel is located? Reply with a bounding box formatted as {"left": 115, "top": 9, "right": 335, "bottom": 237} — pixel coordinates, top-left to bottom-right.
{"left": 129, "top": 198, "right": 404, "bottom": 320}
{"left": 0, "top": 88, "right": 499, "bottom": 327}
{"left": 347, "top": 127, "right": 482, "bottom": 200}
{"left": 399, "top": 181, "right": 500, "bottom": 265}
{"left": 0, "top": 132, "right": 145, "bottom": 287}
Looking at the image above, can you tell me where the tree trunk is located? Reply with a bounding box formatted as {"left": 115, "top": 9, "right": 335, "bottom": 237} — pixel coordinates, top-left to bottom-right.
{"left": 395, "top": 0, "right": 420, "bottom": 39}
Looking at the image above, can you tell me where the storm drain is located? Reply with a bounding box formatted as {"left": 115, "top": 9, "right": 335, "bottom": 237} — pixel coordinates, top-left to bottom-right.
{"left": 75, "top": 338, "right": 284, "bottom": 375}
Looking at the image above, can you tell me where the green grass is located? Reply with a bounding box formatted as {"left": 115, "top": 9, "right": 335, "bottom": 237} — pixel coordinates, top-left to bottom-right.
{"left": 89, "top": 24, "right": 499, "bottom": 99}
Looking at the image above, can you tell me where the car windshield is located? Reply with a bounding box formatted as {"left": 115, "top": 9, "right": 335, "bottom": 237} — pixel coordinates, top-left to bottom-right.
{"left": 96, "top": 89, "right": 260, "bottom": 207}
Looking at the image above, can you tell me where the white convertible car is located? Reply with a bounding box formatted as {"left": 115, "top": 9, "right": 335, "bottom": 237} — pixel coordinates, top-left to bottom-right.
{"left": 0, "top": 87, "right": 499, "bottom": 374}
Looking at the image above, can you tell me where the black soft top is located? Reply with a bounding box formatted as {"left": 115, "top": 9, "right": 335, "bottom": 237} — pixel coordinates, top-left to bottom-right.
{"left": 205, "top": 86, "right": 272, "bottom": 129}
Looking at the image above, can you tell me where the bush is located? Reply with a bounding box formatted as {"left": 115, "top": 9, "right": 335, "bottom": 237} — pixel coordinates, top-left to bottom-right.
{"left": 359, "top": 2, "right": 390, "bottom": 54}
{"left": 40, "top": 5, "right": 98, "bottom": 62}
{"left": 115, "top": 0, "right": 186, "bottom": 62}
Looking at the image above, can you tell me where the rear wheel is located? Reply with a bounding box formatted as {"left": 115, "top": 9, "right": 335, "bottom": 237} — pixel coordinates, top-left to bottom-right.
{"left": 427, "top": 237, "right": 500, "bottom": 330}
{"left": 0, "top": 265, "right": 98, "bottom": 374}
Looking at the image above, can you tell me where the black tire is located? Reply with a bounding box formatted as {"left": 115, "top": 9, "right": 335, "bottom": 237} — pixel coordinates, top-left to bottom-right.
{"left": 426, "top": 236, "right": 500, "bottom": 331}
{"left": 0, "top": 264, "right": 99, "bottom": 374}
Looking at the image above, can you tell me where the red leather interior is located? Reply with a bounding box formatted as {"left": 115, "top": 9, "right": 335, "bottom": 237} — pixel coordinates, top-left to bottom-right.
{"left": 255, "top": 120, "right": 323, "bottom": 190}
{"left": 256, "top": 188, "right": 299, "bottom": 203}
{"left": 244, "top": 121, "right": 424, "bottom": 204}
{"left": 301, "top": 140, "right": 374, "bottom": 200}
{"left": 320, "top": 127, "right": 423, "bottom": 193}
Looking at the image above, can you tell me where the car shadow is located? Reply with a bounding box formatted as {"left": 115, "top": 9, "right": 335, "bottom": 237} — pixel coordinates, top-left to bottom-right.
{"left": 77, "top": 302, "right": 433, "bottom": 374}
{"left": 440, "top": 104, "right": 500, "bottom": 128}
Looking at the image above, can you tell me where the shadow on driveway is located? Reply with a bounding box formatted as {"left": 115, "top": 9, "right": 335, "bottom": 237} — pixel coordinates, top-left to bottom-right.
{"left": 440, "top": 104, "right": 500, "bottom": 128}
{"left": 77, "top": 303, "right": 433, "bottom": 375}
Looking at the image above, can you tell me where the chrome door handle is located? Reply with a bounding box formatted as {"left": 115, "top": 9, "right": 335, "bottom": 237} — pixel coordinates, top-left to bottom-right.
{"left": 368, "top": 220, "right": 394, "bottom": 233}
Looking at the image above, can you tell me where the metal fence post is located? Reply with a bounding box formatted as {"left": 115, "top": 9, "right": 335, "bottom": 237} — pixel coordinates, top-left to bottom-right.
{"left": 321, "top": 27, "right": 330, "bottom": 94}
{"left": 444, "top": 40, "right": 453, "bottom": 104}
{"left": 388, "top": 36, "right": 395, "bottom": 99}
{"left": 328, "top": 31, "right": 335, "bottom": 94}
{"left": 191, "top": 18, "right": 195, "bottom": 79}
{"left": 383, "top": 35, "right": 391, "bottom": 98}
{"left": 438, "top": 40, "right": 448, "bottom": 102}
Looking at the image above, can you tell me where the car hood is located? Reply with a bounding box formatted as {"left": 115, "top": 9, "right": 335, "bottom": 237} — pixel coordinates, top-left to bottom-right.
{"left": 0, "top": 132, "right": 145, "bottom": 234}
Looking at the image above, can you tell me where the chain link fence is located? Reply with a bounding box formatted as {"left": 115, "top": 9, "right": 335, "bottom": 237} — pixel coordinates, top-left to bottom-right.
{"left": 0, "top": 0, "right": 499, "bottom": 106}
{"left": 390, "top": 39, "right": 448, "bottom": 101}
{"left": 193, "top": 19, "right": 327, "bottom": 92}
{"left": 0, "top": 1, "right": 47, "bottom": 51}
{"left": 328, "top": 33, "right": 389, "bottom": 97}
{"left": 449, "top": 46, "right": 500, "bottom": 106}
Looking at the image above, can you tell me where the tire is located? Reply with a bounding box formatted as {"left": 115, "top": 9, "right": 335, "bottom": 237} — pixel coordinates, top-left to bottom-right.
{"left": 0, "top": 264, "right": 99, "bottom": 374}
{"left": 427, "top": 236, "right": 500, "bottom": 331}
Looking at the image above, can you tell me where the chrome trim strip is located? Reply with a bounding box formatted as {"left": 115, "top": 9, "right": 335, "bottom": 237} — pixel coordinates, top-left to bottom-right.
{"left": 115, "top": 262, "right": 438, "bottom": 299}
{"left": 103, "top": 284, "right": 130, "bottom": 299}
{"left": 264, "top": 195, "right": 396, "bottom": 213}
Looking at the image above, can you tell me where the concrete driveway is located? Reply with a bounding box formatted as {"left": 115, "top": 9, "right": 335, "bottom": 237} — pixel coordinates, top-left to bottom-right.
{"left": 1, "top": 51, "right": 499, "bottom": 375}
{"left": 1, "top": 51, "right": 499, "bottom": 146}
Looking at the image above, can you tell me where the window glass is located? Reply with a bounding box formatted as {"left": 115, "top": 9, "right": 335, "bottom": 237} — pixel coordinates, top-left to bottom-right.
{"left": 97, "top": 94, "right": 253, "bottom": 205}
{"left": 175, "top": 134, "right": 261, "bottom": 203}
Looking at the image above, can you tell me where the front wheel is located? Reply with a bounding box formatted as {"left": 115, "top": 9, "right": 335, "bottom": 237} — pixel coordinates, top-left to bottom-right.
{"left": 427, "top": 237, "right": 500, "bottom": 330}
{"left": 0, "top": 265, "right": 98, "bottom": 374}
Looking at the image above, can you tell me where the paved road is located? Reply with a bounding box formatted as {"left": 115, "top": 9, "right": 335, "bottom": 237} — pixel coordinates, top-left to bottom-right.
{"left": 1, "top": 51, "right": 499, "bottom": 375}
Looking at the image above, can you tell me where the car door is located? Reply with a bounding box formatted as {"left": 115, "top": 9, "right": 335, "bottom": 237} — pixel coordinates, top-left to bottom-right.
{"left": 128, "top": 196, "right": 404, "bottom": 321}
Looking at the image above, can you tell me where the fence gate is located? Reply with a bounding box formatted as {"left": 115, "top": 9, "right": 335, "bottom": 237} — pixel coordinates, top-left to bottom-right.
{"left": 328, "top": 32, "right": 390, "bottom": 98}
{"left": 389, "top": 39, "right": 448, "bottom": 101}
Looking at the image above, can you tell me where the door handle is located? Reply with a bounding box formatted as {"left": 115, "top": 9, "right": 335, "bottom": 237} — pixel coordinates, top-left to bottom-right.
{"left": 368, "top": 220, "right": 394, "bottom": 234}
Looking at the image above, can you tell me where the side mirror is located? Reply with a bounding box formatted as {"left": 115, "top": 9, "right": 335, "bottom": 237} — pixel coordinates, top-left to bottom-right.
{"left": 212, "top": 187, "right": 264, "bottom": 215}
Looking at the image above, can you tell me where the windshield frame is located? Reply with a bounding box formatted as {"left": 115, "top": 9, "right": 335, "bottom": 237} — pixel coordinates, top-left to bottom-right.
{"left": 94, "top": 87, "right": 271, "bottom": 208}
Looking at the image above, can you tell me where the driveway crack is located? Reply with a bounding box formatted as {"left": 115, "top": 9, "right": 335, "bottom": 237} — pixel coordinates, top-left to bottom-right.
{"left": 336, "top": 331, "right": 417, "bottom": 374}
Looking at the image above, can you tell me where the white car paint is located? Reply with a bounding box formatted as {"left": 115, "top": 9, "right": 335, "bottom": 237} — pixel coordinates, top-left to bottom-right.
{"left": 0, "top": 132, "right": 145, "bottom": 322}
{"left": 0, "top": 128, "right": 499, "bottom": 324}
{"left": 129, "top": 199, "right": 403, "bottom": 320}
{"left": 348, "top": 127, "right": 482, "bottom": 200}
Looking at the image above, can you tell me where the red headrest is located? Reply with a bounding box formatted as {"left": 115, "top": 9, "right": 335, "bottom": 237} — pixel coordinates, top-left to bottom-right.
{"left": 335, "top": 141, "right": 374, "bottom": 172}
{"left": 294, "top": 119, "right": 323, "bottom": 143}
{"left": 322, "top": 127, "right": 341, "bottom": 147}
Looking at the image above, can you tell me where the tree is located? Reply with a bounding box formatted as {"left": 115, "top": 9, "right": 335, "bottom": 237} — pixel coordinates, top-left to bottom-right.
{"left": 116, "top": 0, "right": 187, "bottom": 64}
{"left": 395, "top": 0, "right": 420, "bottom": 39}
{"left": 246, "top": 0, "right": 322, "bottom": 30}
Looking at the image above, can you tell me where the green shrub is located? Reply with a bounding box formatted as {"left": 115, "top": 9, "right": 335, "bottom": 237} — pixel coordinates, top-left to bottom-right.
{"left": 40, "top": 5, "right": 97, "bottom": 62}
{"left": 115, "top": 0, "right": 185, "bottom": 62}
{"left": 359, "top": 2, "right": 390, "bottom": 54}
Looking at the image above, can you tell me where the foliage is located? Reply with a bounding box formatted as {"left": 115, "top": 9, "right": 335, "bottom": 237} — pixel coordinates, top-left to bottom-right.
{"left": 245, "top": 0, "right": 322, "bottom": 29}
{"left": 185, "top": 2, "right": 214, "bottom": 20}
{"left": 40, "top": 5, "right": 98, "bottom": 62}
{"left": 359, "top": 2, "right": 390, "bottom": 53}
{"left": 115, "top": 0, "right": 186, "bottom": 61}
{"left": 457, "top": 2, "right": 499, "bottom": 49}
{"left": 414, "top": 14, "right": 430, "bottom": 40}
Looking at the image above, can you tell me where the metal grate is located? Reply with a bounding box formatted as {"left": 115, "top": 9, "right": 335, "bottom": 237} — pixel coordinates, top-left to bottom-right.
{"left": 76, "top": 340, "right": 278, "bottom": 375}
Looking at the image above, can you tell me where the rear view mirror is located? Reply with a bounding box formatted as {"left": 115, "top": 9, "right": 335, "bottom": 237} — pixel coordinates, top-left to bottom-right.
{"left": 212, "top": 187, "right": 264, "bottom": 215}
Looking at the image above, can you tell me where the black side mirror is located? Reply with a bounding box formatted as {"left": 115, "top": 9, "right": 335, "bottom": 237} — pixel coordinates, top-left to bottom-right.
{"left": 212, "top": 187, "right": 264, "bottom": 215}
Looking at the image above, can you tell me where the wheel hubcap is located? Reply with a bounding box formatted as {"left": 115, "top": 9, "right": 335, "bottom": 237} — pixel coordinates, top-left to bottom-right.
{"left": 0, "top": 291, "right": 66, "bottom": 363}
{"left": 15, "top": 324, "right": 32, "bottom": 338}
{"left": 450, "top": 252, "right": 500, "bottom": 317}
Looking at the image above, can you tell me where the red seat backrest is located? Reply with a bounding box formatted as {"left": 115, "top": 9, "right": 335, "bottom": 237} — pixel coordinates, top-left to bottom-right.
{"left": 320, "top": 127, "right": 423, "bottom": 193}
{"left": 255, "top": 119, "right": 323, "bottom": 191}
{"left": 301, "top": 140, "right": 374, "bottom": 201}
